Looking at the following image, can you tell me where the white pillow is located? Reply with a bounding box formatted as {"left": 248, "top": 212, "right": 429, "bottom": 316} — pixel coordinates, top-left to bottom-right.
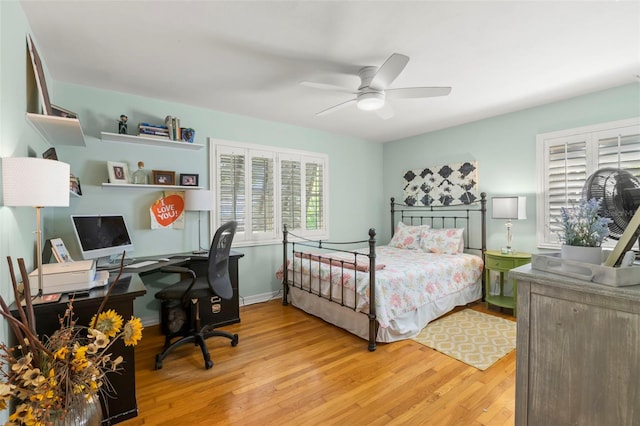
{"left": 419, "top": 228, "right": 464, "bottom": 254}
{"left": 388, "top": 222, "right": 429, "bottom": 250}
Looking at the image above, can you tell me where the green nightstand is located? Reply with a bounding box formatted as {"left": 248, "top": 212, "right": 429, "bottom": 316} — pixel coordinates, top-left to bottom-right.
{"left": 484, "top": 250, "right": 532, "bottom": 316}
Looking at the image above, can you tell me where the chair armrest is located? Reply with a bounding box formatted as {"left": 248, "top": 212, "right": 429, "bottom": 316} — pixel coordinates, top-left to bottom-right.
{"left": 160, "top": 266, "right": 196, "bottom": 280}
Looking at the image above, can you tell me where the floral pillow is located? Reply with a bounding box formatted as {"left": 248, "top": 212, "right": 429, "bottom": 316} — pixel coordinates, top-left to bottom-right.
{"left": 388, "top": 222, "right": 429, "bottom": 250}
{"left": 419, "top": 228, "right": 464, "bottom": 254}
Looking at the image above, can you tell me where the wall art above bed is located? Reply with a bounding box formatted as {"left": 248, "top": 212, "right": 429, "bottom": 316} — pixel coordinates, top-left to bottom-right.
{"left": 403, "top": 161, "right": 478, "bottom": 206}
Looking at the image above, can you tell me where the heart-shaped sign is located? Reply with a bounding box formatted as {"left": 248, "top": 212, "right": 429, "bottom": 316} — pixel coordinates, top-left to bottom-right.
{"left": 151, "top": 194, "right": 185, "bottom": 227}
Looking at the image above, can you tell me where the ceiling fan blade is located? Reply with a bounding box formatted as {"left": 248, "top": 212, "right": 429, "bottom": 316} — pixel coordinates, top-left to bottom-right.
{"left": 316, "top": 98, "right": 356, "bottom": 116}
{"left": 386, "top": 87, "right": 452, "bottom": 99}
{"left": 376, "top": 103, "right": 394, "bottom": 120}
{"left": 301, "top": 81, "right": 355, "bottom": 95}
{"left": 369, "top": 53, "right": 410, "bottom": 91}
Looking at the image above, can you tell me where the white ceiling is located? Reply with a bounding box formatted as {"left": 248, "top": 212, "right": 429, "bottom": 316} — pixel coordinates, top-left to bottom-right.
{"left": 19, "top": 0, "right": 640, "bottom": 143}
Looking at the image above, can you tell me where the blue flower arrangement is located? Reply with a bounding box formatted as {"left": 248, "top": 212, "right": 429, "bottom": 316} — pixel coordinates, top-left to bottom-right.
{"left": 558, "top": 197, "right": 612, "bottom": 247}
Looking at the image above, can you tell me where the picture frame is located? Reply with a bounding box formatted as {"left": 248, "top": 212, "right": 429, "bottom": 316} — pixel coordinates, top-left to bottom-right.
{"left": 152, "top": 170, "right": 176, "bottom": 186}
{"left": 107, "top": 161, "right": 130, "bottom": 184}
{"left": 69, "top": 174, "right": 82, "bottom": 196}
{"left": 26, "top": 34, "right": 52, "bottom": 116}
{"left": 180, "top": 173, "right": 199, "bottom": 186}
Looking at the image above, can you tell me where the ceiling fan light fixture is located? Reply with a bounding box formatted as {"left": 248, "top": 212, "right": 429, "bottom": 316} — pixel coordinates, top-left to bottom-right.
{"left": 357, "top": 92, "right": 385, "bottom": 111}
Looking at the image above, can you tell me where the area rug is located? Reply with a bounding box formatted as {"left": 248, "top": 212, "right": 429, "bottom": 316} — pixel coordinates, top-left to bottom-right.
{"left": 411, "top": 309, "right": 516, "bottom": 370}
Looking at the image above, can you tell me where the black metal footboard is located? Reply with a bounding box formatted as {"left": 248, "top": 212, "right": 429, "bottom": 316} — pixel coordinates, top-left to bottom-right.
{"left": 281, "top": 226, "right": 378, "bottom": 351}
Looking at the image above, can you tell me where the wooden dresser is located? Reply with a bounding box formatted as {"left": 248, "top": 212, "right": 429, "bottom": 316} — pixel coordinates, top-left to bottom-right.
{"left": 509, "top": 264, "right": 640, "bottom": 426}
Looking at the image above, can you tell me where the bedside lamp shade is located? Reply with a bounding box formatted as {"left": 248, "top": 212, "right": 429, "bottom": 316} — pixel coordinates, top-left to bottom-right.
{"left": 2, "top": 157, "right": 70, "bottom": 297}
{"left": 185, "top": 190, "right": 213, "bottom": 254}
{"left": 492, "top": 196, "right": 527, "bottom": 253}
{"left": 492, "top": 196, "right": 527, "bottom": 221}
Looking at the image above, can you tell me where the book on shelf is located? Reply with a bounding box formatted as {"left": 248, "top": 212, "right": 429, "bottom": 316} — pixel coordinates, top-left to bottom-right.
{"left": 137, "top": 132, "right": 170, "bottom": 140}
{"left": 138, "top": 128, "right": 169, "bottom": 136}
{"left": 139, "top": 122, "right": 168, "bottom": 129}
{"left": 164, "top": 116, "right": 182, "bottom": 141}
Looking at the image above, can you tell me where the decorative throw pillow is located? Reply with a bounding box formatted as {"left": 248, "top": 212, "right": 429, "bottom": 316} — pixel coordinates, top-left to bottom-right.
{"left": 420, "top": 228, "right": 464, "bottom": 254}
{"left": 388, "top": 222, "right": 429, "bottom": 250}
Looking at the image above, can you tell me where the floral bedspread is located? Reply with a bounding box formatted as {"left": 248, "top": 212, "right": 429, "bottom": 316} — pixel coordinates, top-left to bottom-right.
{"left": 281, "top": 245, "right": 484, "bottom": 329}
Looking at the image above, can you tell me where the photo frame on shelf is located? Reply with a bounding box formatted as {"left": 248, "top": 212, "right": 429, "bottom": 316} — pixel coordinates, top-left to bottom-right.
{"left": 42, "top": 147, "right": 58, "bottom": 160}
{"left": 26, "top": 34, "right": 52, "bottom": 116}
{"left": 69, "top": 174, "right": 82, "bottom": 195}
{"left": 107, "top": 161, "right": 130, "bottom": 184}
{"left": 180, "top": 173, "right": 199, "bottom": 186}
{"left": 152, "top": 170, "right": 176, "bottom": 185}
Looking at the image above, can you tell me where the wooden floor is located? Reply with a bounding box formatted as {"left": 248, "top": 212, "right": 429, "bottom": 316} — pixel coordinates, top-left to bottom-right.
{"left": 119, "top": 300, "right": 515, "bottom": 425}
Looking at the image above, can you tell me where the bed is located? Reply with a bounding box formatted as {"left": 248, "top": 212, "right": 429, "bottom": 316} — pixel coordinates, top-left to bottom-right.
{"left": 279, "top": 193, "right": 487, "bottom": 351}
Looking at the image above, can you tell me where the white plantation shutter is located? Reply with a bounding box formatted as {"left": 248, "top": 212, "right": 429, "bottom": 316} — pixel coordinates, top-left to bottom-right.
{"left": 279, "top": 154, "right": 327, "bottom": 236}
{"left": 537, "top": 118, "right": 640, "bottom": 248}
{"left": 305, "top": 160, "right": 324, "bottom": 231}
{"left": 280, "top": 158, "right": 302, "bottom": 230}
{"left": 544, "top": 136, "right": 589, "bottom": 243}
{"left": 597, "top": 128, "right": 640, "bottom": 174}
{"left": 212, "top": 139, "right": 328, "bottom": 245}
{"left": 250, "top": 151, "right": 276, "bottom": 240}
{"left": 218, "top": 148, "right": 245, "bottom": 234}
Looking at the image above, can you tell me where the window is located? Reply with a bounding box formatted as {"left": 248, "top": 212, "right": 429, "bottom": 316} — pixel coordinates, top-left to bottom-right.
{"left": 536, "top": 117, "right": 640, "bottom": 248}
{"left": 211, "top": 139, "right": 329, "bottom": 245}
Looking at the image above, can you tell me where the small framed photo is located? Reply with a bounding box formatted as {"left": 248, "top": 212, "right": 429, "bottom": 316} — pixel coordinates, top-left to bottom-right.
{"left": 180, "top": 173, "right": 199, "bottom": 186}
{"left": 107, "top": 161, "right": 130, "bottom": 183}
{"left": 152, "top": 170, "right": 176, "bottom": 185}
{"left": 69, "top": 174, "right": 82, "bottom": 196}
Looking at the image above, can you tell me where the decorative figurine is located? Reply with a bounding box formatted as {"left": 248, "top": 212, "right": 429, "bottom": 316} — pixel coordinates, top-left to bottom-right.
{"left": 118, "top": 114, "right": 128, "bottom": 134}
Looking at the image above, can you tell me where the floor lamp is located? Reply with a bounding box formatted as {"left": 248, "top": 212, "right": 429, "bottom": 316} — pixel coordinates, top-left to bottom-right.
{"left": 491, "top": 196, "right": 527, "bottom": 254}
{"left": 184, "top": 190, "right": 214, "bottom": 254}
{"left": 2, "top": 157, "right": 70, "bottom": 297}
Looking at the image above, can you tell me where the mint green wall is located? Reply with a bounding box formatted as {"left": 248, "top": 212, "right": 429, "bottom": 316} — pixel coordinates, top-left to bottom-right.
{"left": 382, "top": 83, "right": 640, "bottom": 253}
{"left": 51, "top": 82, "right": 383, "bottom": 324}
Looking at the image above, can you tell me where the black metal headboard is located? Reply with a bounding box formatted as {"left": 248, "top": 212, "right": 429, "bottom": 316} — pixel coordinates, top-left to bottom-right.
{"left": 390, "top": 192, "right": 487, "bottom": 254}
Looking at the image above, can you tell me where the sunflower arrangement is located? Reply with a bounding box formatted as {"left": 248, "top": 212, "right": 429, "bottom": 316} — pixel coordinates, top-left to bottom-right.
{"left": 0, "top": 255, "right": 143, "bottom": 425}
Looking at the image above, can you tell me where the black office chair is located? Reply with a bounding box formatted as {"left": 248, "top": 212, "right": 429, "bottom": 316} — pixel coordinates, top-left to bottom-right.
{"left": 154, "top": 221, "right": 238, "bottom": 370}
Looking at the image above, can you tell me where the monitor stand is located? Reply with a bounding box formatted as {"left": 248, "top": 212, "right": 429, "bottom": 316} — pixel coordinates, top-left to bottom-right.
{"left": 95, "top": 254, "right": 134, "bottom": 269}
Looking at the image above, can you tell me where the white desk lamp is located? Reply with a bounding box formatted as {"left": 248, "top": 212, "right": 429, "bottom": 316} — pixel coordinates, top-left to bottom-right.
{"left": 492, "top": 196, "right": 527, "bottom": 254}
{"left": 185, "top": 190, "right": 214, "bottom": 254}
{"left": 2, "top": 157, "right": 70, "bottom": 297}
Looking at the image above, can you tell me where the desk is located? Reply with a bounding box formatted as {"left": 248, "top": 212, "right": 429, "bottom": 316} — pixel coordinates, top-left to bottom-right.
{"left": 124, "top": 251, "right": 244, "bottom": 329}
{"left": 10, "top": 273, "right": 146, "bottom": 425}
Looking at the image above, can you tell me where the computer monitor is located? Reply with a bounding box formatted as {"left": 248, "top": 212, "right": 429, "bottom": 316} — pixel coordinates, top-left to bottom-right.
{"left": 71, "top": 214, "right": 134, "bottom": 267}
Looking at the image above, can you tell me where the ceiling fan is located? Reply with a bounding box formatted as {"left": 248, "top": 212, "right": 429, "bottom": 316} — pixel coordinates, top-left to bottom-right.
{"left": 301, "top": 53, "right": 451, "bottom": 119}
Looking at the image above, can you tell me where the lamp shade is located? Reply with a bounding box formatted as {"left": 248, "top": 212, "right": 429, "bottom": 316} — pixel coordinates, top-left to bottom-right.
{"left": 184, "top": 190, "right": 213, "bottom": 212}
{"left": 2, "top": 157, "right": 70, "bottom": 207}
{"left": 492, "top": 196, "right": 526, "bottom": 220}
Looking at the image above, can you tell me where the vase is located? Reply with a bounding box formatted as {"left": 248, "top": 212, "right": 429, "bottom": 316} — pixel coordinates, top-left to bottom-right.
{"left": 52, "top": 396, "right": 102, "bottom": 426}
{"left": 561, "top": 245, "right": 603, "bottom": 265}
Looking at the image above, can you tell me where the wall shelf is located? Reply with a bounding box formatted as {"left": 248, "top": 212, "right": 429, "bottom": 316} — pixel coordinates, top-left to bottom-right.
{"left": 26, "top": 113, "right": 86, "bottom": 146}
{"left": 101, "top": 132, "right": 204, "bottom": 150}
{"left": 102, "top": 183, "right": 203, "bottom": 190}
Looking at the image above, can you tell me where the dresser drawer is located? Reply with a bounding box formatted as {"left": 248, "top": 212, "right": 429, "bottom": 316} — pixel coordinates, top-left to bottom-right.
{"left": 485, "top": 255, "right": 518, "bottom": 270}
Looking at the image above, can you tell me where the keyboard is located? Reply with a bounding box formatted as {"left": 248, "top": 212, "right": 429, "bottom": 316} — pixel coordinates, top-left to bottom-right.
{"left": 126, "top": 260, "right": 158, "bottom": 269}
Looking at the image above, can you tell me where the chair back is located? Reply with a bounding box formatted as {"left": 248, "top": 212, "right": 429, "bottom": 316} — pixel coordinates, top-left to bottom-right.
{"left": 207, "top": 221, "right": 237, "bottom": 300}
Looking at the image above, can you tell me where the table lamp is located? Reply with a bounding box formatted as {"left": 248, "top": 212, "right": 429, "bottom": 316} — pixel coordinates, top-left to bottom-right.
{"left": 185, "top": 190, "right": 214, "bottom": 254}
{"left": 2, "top": 157, "right": 70, "bottom": 297}
{"left": 492, "top": 196, "right": 526, "bottom": 253}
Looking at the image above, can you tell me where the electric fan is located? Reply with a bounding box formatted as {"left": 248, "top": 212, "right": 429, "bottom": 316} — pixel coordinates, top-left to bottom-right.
{"left": 582, "top": 167, "right": 640, "bottom": 263}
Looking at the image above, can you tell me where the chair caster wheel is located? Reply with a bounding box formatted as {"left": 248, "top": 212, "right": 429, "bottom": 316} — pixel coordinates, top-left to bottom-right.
{"left": 155, "top": 355, "right": 163, "bottom": 370}
{"left": 231, "top": 334, "right": 239, "bottom": 347}
{"left": 204, "top": 354, "right": 213, "bottom": 369}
